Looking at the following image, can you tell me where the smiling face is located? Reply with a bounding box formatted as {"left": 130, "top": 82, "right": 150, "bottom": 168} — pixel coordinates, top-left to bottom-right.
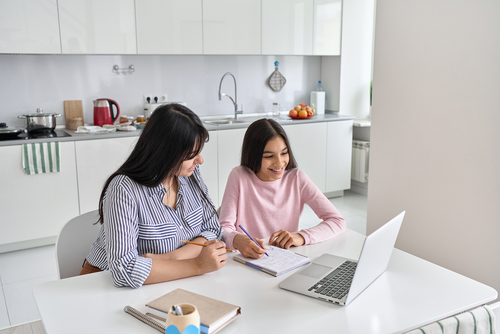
{"left": 256, "top": 136, "right": 289, "bottom": 181}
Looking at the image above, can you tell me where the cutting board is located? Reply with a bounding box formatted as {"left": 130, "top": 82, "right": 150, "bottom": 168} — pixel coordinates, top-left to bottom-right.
{"left": 64, "top": 100, "right": 84, "bottom": 129}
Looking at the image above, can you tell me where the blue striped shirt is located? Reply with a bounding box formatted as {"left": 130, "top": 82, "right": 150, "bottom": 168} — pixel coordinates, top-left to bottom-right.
{"left": 86, "top": 166, "right": 221, "bottom": 288}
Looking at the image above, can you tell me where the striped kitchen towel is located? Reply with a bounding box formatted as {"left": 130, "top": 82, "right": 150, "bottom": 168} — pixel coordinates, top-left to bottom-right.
{"left": 22, "top": 142, "right": 60, "bottom": 175}
{"left": 405, "top": 305, "right": 496, "bottom": 334}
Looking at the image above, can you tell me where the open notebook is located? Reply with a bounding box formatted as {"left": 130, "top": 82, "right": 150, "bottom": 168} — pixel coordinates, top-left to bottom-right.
{"left": 233, "top": 245, "right": 310, "bottom": 276}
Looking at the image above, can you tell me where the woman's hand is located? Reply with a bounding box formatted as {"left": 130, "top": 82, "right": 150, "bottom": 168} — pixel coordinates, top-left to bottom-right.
{"left": 269, "top": 230, "right": 305, "bottom": 249}
{"left": 233, "top": 234, "right": 266, "bottom": 259}
{"left": 195, "top": 240, "right": 228, "bottom": 274}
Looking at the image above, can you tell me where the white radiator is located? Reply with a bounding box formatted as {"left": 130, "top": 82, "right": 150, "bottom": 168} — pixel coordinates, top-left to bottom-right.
{"left": 351, "top": 140, "right": 370, "bottom": 183}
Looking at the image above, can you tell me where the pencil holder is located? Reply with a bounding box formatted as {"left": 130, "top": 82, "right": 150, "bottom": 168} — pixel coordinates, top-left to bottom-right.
{"left": 165, "top": 303, "right": 200, "bottom": 334}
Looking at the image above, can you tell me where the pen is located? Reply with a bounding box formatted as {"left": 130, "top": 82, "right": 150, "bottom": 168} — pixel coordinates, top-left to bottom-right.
{"left": 239, "top": 225, "right": 269, "bottom": 256}
{"left": 180, "top": 240, "right": 235, "bottom": 252}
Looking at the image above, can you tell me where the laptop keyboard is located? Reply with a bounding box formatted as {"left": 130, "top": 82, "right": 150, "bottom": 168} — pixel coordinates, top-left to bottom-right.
{"left": 308, "top": 260, "right": 357, "bottom": 300}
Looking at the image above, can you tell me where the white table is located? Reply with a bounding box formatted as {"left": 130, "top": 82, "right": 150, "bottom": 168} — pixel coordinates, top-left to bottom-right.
{"left": 33, "top": 230, "right": 497, "bottom": 334}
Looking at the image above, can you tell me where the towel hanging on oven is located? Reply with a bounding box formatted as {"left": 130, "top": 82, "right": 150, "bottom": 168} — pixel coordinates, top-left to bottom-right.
{"left": 269, "top": 61, "right": 286, "bottom": 92}
{"left": 22, "top": 142, "right": 60, "bottom": 175}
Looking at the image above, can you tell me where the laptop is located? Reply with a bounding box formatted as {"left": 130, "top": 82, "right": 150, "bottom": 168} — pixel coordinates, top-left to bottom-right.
{"left": 279, "top": 211, "right": 405, "bottom": 306}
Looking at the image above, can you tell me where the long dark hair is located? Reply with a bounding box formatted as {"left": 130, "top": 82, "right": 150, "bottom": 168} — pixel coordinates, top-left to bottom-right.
{"left": 97, "top": 103, "right": 209, "bottom": 224}
{"left": 241, "top": 118, "right": 297, "bottom": 173}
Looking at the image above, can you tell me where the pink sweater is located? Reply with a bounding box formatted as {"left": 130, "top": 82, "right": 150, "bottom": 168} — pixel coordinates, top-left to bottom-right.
{"left": 219, "top": 166, "right": 346, "bottom": 250}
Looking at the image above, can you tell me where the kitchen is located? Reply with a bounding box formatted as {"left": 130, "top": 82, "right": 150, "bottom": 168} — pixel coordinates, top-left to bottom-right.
{"left": 1, "top": 0, "right": 500, "bottom": 333}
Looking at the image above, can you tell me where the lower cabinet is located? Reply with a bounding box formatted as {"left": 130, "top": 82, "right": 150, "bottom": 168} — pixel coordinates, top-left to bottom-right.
{"left": 199, "top": 131, "right": 219, "bottom": 207}
{"left": 0, "top": 143, "right": 79, "bottom": 246}
{"left": 283, "top": 122, "right": 328, "bottom": 193}
{"left": 75, "top": 137, "right": 138, "bottom": 214}
{"left": 0, "top": 119, "right": 352, "bottom": 250}
{"left": 217, "top": 128, "right": 247, "bottom": 207}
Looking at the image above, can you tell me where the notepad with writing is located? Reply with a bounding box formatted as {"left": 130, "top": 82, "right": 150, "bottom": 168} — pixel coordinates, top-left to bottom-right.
{"left": 124, "top": 288, "right": 241, "bottom": 334}
{"left": 233, "top": 245, "right": 310, "bottom": 276}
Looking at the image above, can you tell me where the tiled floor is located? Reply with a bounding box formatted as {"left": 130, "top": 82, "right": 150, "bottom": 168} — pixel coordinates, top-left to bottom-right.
{"left": 0, "top": 190, "right": 366, "bottom": 330}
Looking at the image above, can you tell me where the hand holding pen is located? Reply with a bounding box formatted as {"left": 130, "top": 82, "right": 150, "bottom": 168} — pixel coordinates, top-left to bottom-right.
{"left": 235, "top": 225, "right": 269, "bottom": 258}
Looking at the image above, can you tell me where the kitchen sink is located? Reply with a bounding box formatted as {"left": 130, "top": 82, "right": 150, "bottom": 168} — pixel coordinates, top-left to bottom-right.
{"left": 204, "top": 118, "right": 247, "bottom": 126}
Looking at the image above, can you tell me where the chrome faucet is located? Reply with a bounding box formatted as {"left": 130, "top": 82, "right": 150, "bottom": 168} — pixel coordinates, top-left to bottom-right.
{"left": 218, "top": 72, "right": 242, "bottom": 120}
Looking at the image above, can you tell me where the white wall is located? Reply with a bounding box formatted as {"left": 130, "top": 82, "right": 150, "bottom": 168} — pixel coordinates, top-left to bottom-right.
{"left": 368, "top": 0, "right": 500, "bottom": 296}
{"left": 0, "top": 54, "right": 334, "bottom": 128}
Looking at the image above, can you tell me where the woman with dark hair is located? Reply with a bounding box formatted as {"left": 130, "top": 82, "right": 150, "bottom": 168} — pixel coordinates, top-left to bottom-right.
{"left": 219, "top": 119, "right": 346, "bottom": 259}
{"left": 80, "top": 104, "right": 227, "bottom": 288}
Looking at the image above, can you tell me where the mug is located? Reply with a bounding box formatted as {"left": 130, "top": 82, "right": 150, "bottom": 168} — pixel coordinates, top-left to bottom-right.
{"left": 165, "top": 303, "right": 200, "bottom": 334}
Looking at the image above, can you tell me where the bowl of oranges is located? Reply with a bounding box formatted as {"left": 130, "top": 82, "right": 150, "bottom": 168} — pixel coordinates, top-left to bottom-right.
{"left": 289, "top": 104, "right": 315, "bottom": 119}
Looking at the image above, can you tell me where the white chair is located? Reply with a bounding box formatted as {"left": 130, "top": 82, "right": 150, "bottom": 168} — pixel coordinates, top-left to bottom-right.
{"left": 55, "top": 210, "right": 101, "bottom": 279}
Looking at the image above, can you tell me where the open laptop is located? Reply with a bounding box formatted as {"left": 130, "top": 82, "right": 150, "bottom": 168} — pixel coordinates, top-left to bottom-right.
{"left": 279, "top": 211, "right": 405, "bottom": 306}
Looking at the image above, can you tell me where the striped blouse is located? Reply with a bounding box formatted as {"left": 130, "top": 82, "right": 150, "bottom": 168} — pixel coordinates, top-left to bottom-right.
{"left": 86, "top": 166, "right": 221, "bottom": 288}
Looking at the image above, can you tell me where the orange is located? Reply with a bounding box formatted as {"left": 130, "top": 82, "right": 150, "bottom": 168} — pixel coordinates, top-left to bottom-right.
{"left": 298, "top": 109, "right": 308, "bottom": 117}
{"left": 289, "top": 109, "right": 298, "bottom": 117}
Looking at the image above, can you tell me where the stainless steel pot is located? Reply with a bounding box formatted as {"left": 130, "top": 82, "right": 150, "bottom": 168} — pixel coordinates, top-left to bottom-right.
{"left": 18, "top": 108, "right": 61, "bottom": 132}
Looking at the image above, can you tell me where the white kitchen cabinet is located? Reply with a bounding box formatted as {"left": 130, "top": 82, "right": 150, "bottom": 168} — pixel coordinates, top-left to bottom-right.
{"left": 313, "top": 0, "right": 342, "bottom": 55}
{"left": 217, "top": 128, "right": 246, "bottom": 202}
{"left": 326, "top": 120, "right": 352, "bottom": 192}
{"left": 75, "top": 137, "right": 138, "bottom": 214}
{"left": 58, "top": 0, "right": 137, "bottom": 54}
{"left": 0, "top": 0, "right": 61, "bottom": 54}
{"left": 0, "top": 143, "right": 79, "bottom": 245}
{"left": 199, "top": 131, "right": 219, "bottom": 207}
{"left": 203, "top": 0, "right": 261, "bottom": 55}
{"left": 283, "top": 122, "right": 327, "bottom": 192}
{"left": 136, "top": 0, "right": 202, "bottom": 54}
{"left": 262, "top": 0, "right": 313, "bottom": 55}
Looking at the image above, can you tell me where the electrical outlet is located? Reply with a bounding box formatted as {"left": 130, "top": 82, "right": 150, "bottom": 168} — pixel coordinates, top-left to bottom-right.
{"left": 144, "top": 94, "right": 168, "bottom": 104}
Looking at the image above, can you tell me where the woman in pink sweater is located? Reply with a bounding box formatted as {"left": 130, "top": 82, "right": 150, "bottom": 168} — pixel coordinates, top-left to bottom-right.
{"left": 219, "top": 119, "right": 346, "bottom": 259}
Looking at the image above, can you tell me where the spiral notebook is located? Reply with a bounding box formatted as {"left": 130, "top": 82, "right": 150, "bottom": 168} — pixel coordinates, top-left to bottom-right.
{"left": 233, "top": 245, "right": 310, "bottom": 276}
{"left": 124, "top": 288, "right": 241, "bottom": 334}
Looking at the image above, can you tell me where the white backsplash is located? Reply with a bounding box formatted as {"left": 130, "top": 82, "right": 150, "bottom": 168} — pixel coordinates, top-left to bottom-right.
{"left": 0, "top": 54, "right": 338, "bottom": 128}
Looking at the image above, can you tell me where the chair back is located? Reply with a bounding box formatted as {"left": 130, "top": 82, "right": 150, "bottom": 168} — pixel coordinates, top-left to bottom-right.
{"left": 55, "top": 210, "right": 101, "bottom": 279}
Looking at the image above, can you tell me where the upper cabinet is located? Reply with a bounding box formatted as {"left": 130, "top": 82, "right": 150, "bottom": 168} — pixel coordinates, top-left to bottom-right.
{"left": 203, "top": 0, "right": 261, "bottom": 55}
{"left": 313, "top": 0, "right": 342, "bottom": 55}
{"left": 58, "top": 0, "right": 137, "bottom": 54}
{"left": 0, "top": 0, "right": 342, "bottom": 55}
{"left": 136, "top": 0, "right": 203, "bottom": 54}
{"left": 262, "top": 0, "right": 313, "bottom": 55}
{"left": 0, "top": 0, "right": 61, "bottom": 54}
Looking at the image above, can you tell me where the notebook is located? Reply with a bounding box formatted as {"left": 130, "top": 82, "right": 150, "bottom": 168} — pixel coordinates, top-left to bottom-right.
{"left": 279, "top": 211, "right": 405, "bottom": 305}
{"left": 124, "top": 288, "right": 241, "bottom": 334}
{"left": 233, "top": 245, "right": 310, "bottom": 276}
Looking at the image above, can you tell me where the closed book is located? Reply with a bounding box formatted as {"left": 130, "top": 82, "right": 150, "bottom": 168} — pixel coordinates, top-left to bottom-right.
{"left": 125, "top": 288, "right": 240, "bottom": 334}
{"left": 233, "top": 245, "right": 310, "bottom": 276}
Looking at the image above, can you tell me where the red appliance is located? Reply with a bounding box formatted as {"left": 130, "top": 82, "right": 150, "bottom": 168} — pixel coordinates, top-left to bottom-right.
{"left": 93, "top": 99, "right": 120, "bottom": 126}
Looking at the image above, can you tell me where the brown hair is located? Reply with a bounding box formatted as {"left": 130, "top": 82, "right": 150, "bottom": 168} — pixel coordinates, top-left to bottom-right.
{"left": 240, "top": 118, "right": 297, "bottom": 173}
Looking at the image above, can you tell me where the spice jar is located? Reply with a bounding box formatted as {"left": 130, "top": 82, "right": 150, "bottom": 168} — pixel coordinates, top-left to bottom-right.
{"left": 136, "top": 115, "right": 145, "bottom": 123}
{"left": 119, "top": 115, "right": 128, "bottom": 124}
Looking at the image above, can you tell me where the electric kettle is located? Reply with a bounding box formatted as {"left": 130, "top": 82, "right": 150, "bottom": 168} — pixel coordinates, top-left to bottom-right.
{"left": 93, "top": 99, "right": 120, "bottom": 126}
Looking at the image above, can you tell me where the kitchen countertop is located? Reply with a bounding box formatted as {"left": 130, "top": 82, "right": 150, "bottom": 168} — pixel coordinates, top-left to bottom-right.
{"left": 0, "top": 112, "right": 354, "bottom": 147}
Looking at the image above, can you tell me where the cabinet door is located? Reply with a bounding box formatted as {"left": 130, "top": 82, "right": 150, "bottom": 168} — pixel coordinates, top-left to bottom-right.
{"left": 0, "top": 0, "right": 60, "bottom": 54}
{"left": 199, "top": 131, "right": 219, "bottom": 207}
{"left": 313, "top": 0, "right": 342, "bottom": 55}
{"left": 59, "top": 0, "right": 137, "bottom": 54}
{"left": 326, "top": 120, "right": 352, "bottom": 192}
{"left": 262, "top": 0, "right": 313, "bottom": 55}
{"left": 283, "top": 122, "right": 327, "bottom": 192}
{"left": 203, "top": 0, "right": 261, "bottom": 55}
{"left": 75, "top": 137, "right": 138, "bottom": 214}
{"left": 136, "top": 0, "right": 202, "bottom": 54}
{"left": 0, "top": 143, "right": 79, "bottom": 245}
{"left": 217, "top": 128, "right": 246, "bottom": 202}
